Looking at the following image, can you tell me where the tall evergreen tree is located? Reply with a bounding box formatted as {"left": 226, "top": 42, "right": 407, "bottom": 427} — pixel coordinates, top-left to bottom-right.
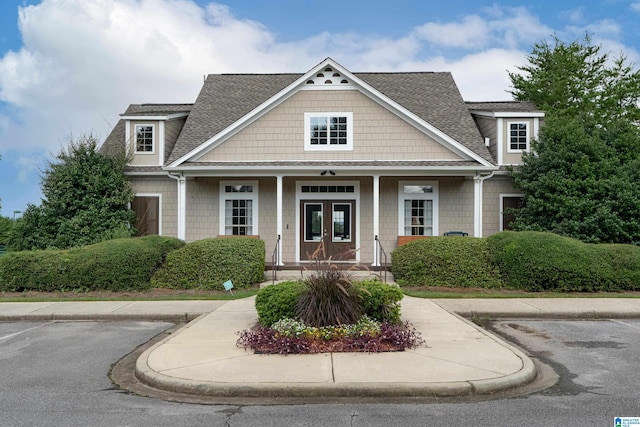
{"left": 509, "top": 35, "right": 640, "bottom": 244}
{"left": 509, "top": 34, "right": 640, "bottom": 126}
{"left": 8, "top": 135, "right": 135, "bottom": 250}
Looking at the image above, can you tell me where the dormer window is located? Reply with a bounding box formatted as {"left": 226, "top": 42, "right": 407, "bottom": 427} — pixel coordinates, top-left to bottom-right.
{"left": 135, "top": 124, "right": 154, "bottom": 153}
{"left": 508, "top": 122, "right": 529, "bottom": 152}
{"left": 304, "top": 112, "right": 353, "bottom": 151}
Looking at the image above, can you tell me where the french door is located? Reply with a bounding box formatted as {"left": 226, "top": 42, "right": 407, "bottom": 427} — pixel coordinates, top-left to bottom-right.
{"left": 300, "top": 200, "right": 356, "bottom": 260}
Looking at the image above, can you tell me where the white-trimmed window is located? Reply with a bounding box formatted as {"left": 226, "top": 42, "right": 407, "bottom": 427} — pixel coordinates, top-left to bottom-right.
{"left": 508, "top": 122, "right": 528, "bottom": 152}
{"left": 398, "top": 182, "right": 439, "bottom": 236}
{"left": 134, "top": 124, "right": 155, "bottom": 153}
{"left": 304, "top": 112, "right": 353, "bottom": 151}
{"left": 219, "top": 181, "right": 258, "bottom": 236}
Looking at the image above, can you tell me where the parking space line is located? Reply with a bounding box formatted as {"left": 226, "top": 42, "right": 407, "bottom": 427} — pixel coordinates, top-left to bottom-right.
{"left": 0, "top": 322, "right": 54, "bottom": 341}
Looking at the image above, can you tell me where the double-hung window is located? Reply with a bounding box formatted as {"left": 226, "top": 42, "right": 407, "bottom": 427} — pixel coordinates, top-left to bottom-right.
{"left": 219, "top": 181, "right": 258, "bottom": 236}
{"left": 508, "top": 122, "right": 528, "bottom": 152}
{"left": 304, "top": 112, "right": 353, "bottom": 151}
{"left": 134, "top": 124, "right": 154, "bottom": 153}
{"left": 398, "top": 182, "right": 439, "bottom": 236}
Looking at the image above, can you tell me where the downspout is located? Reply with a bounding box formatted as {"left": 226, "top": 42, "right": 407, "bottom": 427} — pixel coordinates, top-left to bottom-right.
{"left": 168, "top": 172, "right": 186, "bottom": 241}
{"left": 473, "top": 171, "right": 495, "bottom": 238}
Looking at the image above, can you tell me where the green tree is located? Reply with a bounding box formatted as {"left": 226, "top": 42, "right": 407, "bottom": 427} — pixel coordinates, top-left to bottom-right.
{"left": 508, "top": 35, "right": 640, "bottom": 244}
{"left": 509, "top": 34, "right": 640, "bottom": 126}
{"left": 0, "top": 216, "right": 12, "bottom": 245}
{"left": 8, "top": 135, "right": 135, "bottom": 250}
{"left": 512, "top": 116, "right": 640, "bottom": 243}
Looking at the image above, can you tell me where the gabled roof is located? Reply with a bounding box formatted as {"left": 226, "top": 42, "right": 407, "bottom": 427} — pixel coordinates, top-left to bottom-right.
{"left": 358, "top": 73, "right": 491, "bottom": 162}
{"left": 100, "top": 104, "right": 193, "bottom": 154}
{"left": 166, "top": 74, "right": 300, "bottom": 164}
{"left": 167, "top": 58, "right": 495, "bottom": 166}
{"left": 103, "top": 59, "right": 544, "bottom": 169}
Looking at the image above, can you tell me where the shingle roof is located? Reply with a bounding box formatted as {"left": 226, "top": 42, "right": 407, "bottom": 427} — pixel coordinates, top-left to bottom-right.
{"left": 99, "top": 118, "right": 126, "bottom": 155}
{"left": 167, "top": 72, "right": 496, "bottom": 165}
{"left": 106, "top": 71, "right": 542, "bottom": 167}
{"left": 357, "top": 72, "right": 492, "bottom": 162}
{"left": 166, "top": 74, "right": 300, "bottom": 164}
{"left": 124, "top": 104, "right": 193, "bottom": 115}
{"left": 99, "top": 104, "right": 193, "bottom": 154}
{"left": 466, "top": 101, "right": 542, "bottom": 113}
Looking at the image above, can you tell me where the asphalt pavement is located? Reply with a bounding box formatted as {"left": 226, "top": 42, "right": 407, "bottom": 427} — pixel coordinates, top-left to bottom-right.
{"left": 2, "top": 295, "right": 640, "bottom": 399}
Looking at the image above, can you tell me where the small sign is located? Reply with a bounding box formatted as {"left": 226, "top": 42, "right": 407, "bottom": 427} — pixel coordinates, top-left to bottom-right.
{"left": 223, "top": 280, "right": 234, "bottom": 294}
{"left": 616, "top": 417, "right": 640, "bottom": 427}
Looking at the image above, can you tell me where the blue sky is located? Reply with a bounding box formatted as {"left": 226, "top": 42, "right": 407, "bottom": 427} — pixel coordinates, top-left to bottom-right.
{"left": 1, "top": 0, "right": 639, "bottom": 217}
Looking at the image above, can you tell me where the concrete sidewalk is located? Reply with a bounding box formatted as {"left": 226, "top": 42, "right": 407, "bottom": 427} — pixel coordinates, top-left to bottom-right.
{"left": 3, "top": 296, "right": 640, "bottom": 398}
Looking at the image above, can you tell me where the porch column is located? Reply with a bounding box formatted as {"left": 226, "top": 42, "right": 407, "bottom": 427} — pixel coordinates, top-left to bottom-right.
{"left": 473, "top": 175, "right": 482, "bottom": 238}
{"left": 276, "top": 175, "right": 284, "bottom": 265}
{"left": 177, "top": 176, "right": 187, "bottom": 241}
{"left": 372, "top": 174, "right": 380, "bottom": 266}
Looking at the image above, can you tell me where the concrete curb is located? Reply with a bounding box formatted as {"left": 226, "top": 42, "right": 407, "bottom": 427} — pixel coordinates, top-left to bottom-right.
{"left": 436, "top": 309, "right": 538, "bottom": 395}
{"left": 453, "top": 311, "right": 640, "bottom": 320}
{"left": 132, "top": 309, "right": 538, "bottom": 398}
{"left": 14, "top": 300, "right": 640, "bottom": 399}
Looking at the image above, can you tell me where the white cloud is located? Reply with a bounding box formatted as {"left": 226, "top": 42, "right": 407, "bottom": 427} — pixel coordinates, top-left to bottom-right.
{"left": 414, "top": 7, "right": 551, "bottom": 51}
{"left": 414, "top": 15, "right": 489, "bottom": 49}
{"left": 631, "top": 2, "right": 640, "bottom": 12}
{"left": 0, "top": 0, "right": 636, "bottom": 163}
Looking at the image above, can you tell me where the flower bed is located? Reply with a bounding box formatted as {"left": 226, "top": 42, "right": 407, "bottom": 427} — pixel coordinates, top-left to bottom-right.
{"left": 236, "top": 316, "right": 425, "bottom": 355}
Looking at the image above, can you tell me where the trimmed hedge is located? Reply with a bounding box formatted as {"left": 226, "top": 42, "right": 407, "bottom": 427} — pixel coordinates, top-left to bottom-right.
{"left": 255, "top": 280, "right": 306, "bottom": 326}
{"left": 255, "top": 279, "right": 404, "bottom": 327}
{"left": 391, "top": 237, "right": 503, "bottom": 288}
{"left": 0, "top": 235, "right": 184, "bottom": 292}
{"left": 151, "top": 237, "right": 265, "bottom": 290}
{"left": 486, "top": 231, "right": 639, "bottom": 292}
{"left": 359, "top": 279, "right": 403, "bottom": 324}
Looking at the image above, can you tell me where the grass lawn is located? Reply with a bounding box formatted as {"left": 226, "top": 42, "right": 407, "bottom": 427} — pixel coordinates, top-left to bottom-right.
{"left": 2, "top": 284, "right": 640, "bottom": 302}
{"left": 402, "top": 286, "right": 640, "bottom": 299}
{"left": 0, "top": 287, "right": 261, "bottom": 302}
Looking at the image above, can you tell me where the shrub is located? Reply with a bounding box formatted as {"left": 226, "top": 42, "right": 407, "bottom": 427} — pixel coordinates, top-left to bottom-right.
{"left": 151, "top": 237, "right": 265, "bottom": 290}
{"left": 359, "top": 279, "right": 403, "bottom": 324}
{"left": 255, "top": 281, "right": 306, "bottom": 326}
{"left": 255, "top": 279, "right": 404, "bottom": 327}
{"left": 391, "top": 237, "right": 503, "bottom": 288}
{"left": 486, "top": 231, "right": 618, "bottom": 292}
{"left": 601, "top": 244, "right": 640, "bottom": 291}
{"left": 0, "top": 235, "right": 184, "bottom": 292}
{"left": 296, "top": 264, "right": 364, "bottom": 327}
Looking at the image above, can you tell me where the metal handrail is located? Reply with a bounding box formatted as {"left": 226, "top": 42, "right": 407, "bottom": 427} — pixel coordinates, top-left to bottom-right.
{"left": 374, "top": 235, "right": 388, "bottom": 283}
{"left": 271, "top": 234, "right": 281, "bottom": 285}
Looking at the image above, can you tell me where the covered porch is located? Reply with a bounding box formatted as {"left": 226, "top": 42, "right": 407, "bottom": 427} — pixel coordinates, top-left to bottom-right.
{"left": 166, "top": 161, "right": 495, "bottom": 267}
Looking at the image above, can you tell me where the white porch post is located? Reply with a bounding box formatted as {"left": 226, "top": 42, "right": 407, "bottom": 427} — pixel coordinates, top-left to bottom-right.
{"left": 177, "top": 176, "right": 187, "bottom": 241}
{"left": 276, "top": 175, "right": 284, "bottom": 265}
{"left": 473, "top": 175, "right": 483, "bottom": 238}
{"left": 372, "top": 174, "right": 380, "bottom": 266}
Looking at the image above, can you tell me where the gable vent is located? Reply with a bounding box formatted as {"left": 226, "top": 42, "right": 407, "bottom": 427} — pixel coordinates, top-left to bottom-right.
{"left": 304, "top": 67, "right": 353, "bottom": 87}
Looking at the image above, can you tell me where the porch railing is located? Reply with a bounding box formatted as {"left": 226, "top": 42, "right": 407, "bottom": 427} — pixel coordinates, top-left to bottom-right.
{"left": 374, "top": 235, "right": 388, "bottom": 283}
{"left": 271, "top": 234, "right": 281, "bottom": 285}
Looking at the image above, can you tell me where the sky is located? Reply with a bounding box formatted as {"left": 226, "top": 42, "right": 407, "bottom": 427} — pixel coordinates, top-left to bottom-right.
{"left": 0, "top": 0, "right": 639, "bottom": 217}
